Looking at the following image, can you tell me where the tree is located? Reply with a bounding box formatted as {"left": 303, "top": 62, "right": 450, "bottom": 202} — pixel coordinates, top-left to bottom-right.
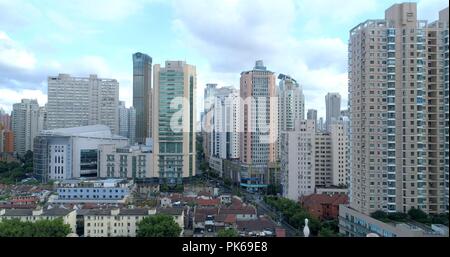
{"left": 217, "top": 228, "right": 239, "bottom": 237}
{"left": 370, "top": 210, "right": 389, "bottom": 222}
{"left": 137, "top": 214, "right": 182, "bottom": 237}
{"left": 318, "top": 227, "right": 335, "bottom": 237}
{"left": 0, "top": 218, "right": 71, "bottom": 237}
{"left": 408, "top": 208, "right": 430, "bottom": 224}
{"left": 387, "top": 212, "right": 408, "bottom": 222}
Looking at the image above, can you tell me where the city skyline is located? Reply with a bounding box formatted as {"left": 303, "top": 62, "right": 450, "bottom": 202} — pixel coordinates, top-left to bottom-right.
{"left": 0, "top": 0, "right": 447, "bottom": 120}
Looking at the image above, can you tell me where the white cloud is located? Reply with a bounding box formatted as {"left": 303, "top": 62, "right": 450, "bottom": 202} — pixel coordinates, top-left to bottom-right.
{"left": 0, "top": 0, "right": 41, "bottom": 29}
{"left": 0, "top": 31, "right": 37, "bottom": 70}
{"left": 171, "top": 0, "right": 349, "bottom": 118}
{"left": 0, "top": 88, "right": 47, "bottom": 113}
{"left": 417, "top": 0, "right": 449, "bottom": 21}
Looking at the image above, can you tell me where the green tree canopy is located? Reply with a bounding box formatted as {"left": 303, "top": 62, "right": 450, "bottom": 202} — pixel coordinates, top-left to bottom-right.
{"left": 0, "top": 218, "right": 71, "bottom": 237}
{"left": 217, "top": 228, "right": 239, "bottom": 237}
{"left": 136, "top": 214, "right": 181, "bottom": 237}
{"left": 408, "top": 208, "right": 430, "bottom": 224}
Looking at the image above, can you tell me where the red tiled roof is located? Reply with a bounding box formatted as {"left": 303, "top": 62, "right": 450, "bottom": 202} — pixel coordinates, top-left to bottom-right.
{"left": 197, "top": 198, "right": 220, "bottom": 206}
{"left": 275, "top": 228, "right": 286, "bottom": 237}
{"left": 300, "top": 194, "right": 348, "bottom": 206}
{"left": 219, "top": 206, "right": 256, "bottom": 215}
{"left": 224, "top": 214, "right": 237, "bottom": 224}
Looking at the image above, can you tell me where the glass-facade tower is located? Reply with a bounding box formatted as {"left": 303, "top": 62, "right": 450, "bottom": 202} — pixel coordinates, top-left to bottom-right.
{"left": 133, "top": 52, "right": 152, "bottom": 145}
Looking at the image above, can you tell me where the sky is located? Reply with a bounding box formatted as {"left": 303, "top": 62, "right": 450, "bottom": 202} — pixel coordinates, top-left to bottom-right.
{"left": 0, "top": 0, "right": 448, "bottom": 119}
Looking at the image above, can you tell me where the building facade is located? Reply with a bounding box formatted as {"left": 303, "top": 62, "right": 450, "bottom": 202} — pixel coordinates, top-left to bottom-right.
{"left": 33, "top": 125, "right": 128, "bottom": 182}
{"left": 133, "top": 52, "right": 153, "bottom": 144}
{"left": 281, "top": 120, "right": 316, "bottom": 200}
{"left": 349, "top": 3, "right": 449, "bottom": 214}
{"left": 98, "top": 144, "right": 154, "bottom": 179}
{"left": 118, "top": 101, "right": 136, "bottom": 145}
{"left": 11, "top": 99, "right": 45, "bottom": 156}
{"left": 325, "top": 93, "right": 341, "bottom": 132}
{"left": 47, "top": 74, "right": 119, "bottom": 134}
{"left": 152, "top": 61, "right": 197, "bottom": 185}
{"left": 239, "top": 60, "right": 277, "bottom": 190}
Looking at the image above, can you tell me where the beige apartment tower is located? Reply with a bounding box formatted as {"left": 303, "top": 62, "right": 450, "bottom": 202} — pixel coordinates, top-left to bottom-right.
{"left": 239, "top": 60, "right": 277, "bottom": 190}
{"left": 349, "top": 3, "right": 449, "bottom": 214}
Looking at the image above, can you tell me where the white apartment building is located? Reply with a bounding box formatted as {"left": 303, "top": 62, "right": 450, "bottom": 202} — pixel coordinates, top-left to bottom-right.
{"left": 11, "top": 99, "right": 45, "bottom": 156}
{"left": 47, "top": 74, "right": 119, "bottom": 134}
{"left": 211, "top": 87, "right": 240, "bottom": 160}
{"left": 98, "top": 144, "right": 155, "bottom": 179}
{"left": 33, "top": 125, "right": 128, "bottom": 182}
{"left": 0, "top": 208, "right": 77, "bottom": 233}
{"left": 281, "top": 120, "right": 316, "bottom": 201}
{"left": 277, "top": 74, "right": 305, "bottom": 162}
{"left": 281, "top": 120, "right": 348, "bottom": 201}
{"left": 81, "top": 207, "right": 184, "bottom": 237}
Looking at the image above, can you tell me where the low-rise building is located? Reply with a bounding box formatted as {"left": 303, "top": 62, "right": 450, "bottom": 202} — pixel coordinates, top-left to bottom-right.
{"left": 0, "top": 208, "right": 77, "bottom": 233}
{"left": 80, "top": 208, "right": 156, "bottom": 237}
{"left": 339, "top": 205, "right": 449, "bottom": 237}
{"left": 98, "top": 144, "right": 155, "bottom": 179}
{"left": 33, "top": 125, "right": 128, "bottom": 182}
{"left": 300, "top": 194, "right": 348, "bottom": 220}
{"left": 51, "top": 179, "right": 132, "bottom": 204}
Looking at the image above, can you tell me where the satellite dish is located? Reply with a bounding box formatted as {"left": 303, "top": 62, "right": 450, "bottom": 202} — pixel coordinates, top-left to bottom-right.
{"left": 366, "top": 233, "right": 380, "bottom": 237}
{"left": 303, "top": 218, "right": 310, "bottom": 237}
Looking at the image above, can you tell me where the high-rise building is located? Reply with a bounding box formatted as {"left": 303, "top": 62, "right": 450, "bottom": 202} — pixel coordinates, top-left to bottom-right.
{"left": 318, "top": 117, "right": 325, "bottom": 132}
{"left": 210, "top": 86, "right": 240, "bottom": 160}
{"left": 281, "top": 120, "right": 316, "bottom": 200}
{"left": 281, "top": 120, "right": 347, "bottom": 201}
{"left": 307, "top": 109, "right": 318, "bottom": 122}
{"left": 325, "top": 93, "right": 341, "bottom": 132}
{"left": 132, "top": 52, "right": 152, "bottom": 145}
{"left": 118, "top": 101, "right": 136, "bottom": 145}
{"left": 11, "top": 99, "right": 45, "bottom": 156}
{"left": 349, "top": 3, "right": 449, "bottom": 214}
{"left": 277, "top": 74, "right": 304, "bottom": 161}
{"left": 203, "top": 84, "right": 218, "bottom": 162}
{"left": 442, "top": 7, "right": 449, "bottom": 214}
{"left": 0, "top": 108, "right": 11, "bottom": 131}
{"left": 152, "top": 61, "right": 197, "bottom": 185}
{"left": 0, "top": 130, "right": 14, "bottom": 153}
{"left": 47, "top": 74, "right": 119, "bottom": 134}
{"left": 240, "top": 60, "right": 277, "bottom": 190}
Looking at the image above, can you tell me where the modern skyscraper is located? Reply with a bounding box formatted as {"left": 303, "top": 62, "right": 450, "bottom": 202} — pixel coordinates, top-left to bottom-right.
{"left": 325, "top": 93, "right": 341, "bottom": 132}
{"left": 47, "top": 74, "right": 119, "bottom": 134}
{"left": 132, "top": 52, "right": 152, "bottom": 145}
{"left": 118, "top": 101, "right": 136, "bottom": 145}
{"left": 240, "top": 60, "right": 277, "bottom": 190}
{"left": 152, "top": 61, "right": 197, "bottom": 185}
{"left": 349, "top": 3, "right": 449, "bottom": 214}
{"left": 11, "top": 99, "right": 44, "bottom": 156}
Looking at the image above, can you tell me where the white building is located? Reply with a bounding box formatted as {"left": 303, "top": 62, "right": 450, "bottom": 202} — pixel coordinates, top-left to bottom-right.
{"left": 211, "top": 87, "right": 240, "bottom": 160}
{"left": 281, "top": 120, "right": 316, "bottom": 201}
{"left": 80, "top": 207, "right": 184, "bottom": 237}
{"left": 0, "top": 208, "right": 77, "bottom": 233}
{"left": 118, "top": 101, "right": 136, "bottom": 145}
{"left": 98, "top": 144, "right": 155, "bottom": 179}
{"left": 11, "top": 99, "right": 46, "bottom": 156}
{"left": 33, "top": 125, "right": 128, "bottom": 182}
{"left": 47, "top": 74, "right": 119, "bottom": 134}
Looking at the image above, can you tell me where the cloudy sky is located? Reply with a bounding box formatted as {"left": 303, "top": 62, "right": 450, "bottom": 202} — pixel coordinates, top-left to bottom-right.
{"left": 0, "top": 0, "right": 447, "bottom": 119}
